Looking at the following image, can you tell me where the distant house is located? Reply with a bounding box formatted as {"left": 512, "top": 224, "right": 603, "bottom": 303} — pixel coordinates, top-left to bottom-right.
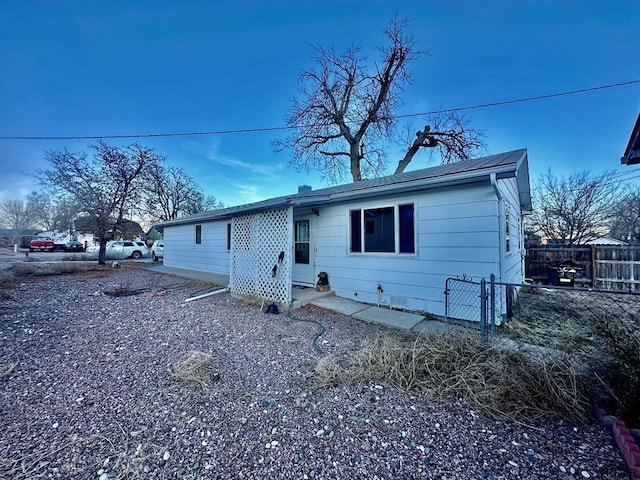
{"left": 155, "top": 149, "right": 532, "bottom": 318}
{"left": 583, "top": 236, "right": 628, "bottom": 246}
{"left": 621, "top": 113, "right": 640, "bottom": 165}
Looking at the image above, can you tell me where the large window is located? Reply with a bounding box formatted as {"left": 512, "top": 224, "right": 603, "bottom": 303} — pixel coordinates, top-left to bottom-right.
{"left": 195, "top": 224, "right": 202, "bottom": 244}
{"left": 350, "top": 203, "right": 415, "bottom": 254}
{"left": 294, "top": 220, "right": 310, "bottom": 264}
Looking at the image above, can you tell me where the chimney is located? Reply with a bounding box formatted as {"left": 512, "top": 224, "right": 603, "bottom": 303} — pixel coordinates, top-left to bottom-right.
{"left": 298, "top": 185, "right": 312, "bottom": 193}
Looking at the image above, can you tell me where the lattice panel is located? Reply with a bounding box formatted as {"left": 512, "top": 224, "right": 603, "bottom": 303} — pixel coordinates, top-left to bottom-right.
{"left": 230, "top": 208, "right": 292, "bottom": 305}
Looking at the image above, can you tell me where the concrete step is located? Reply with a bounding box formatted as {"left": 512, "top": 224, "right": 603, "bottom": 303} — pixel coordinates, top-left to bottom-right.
{"left": 353, "top": 306, "right": 424, "bottom": 330}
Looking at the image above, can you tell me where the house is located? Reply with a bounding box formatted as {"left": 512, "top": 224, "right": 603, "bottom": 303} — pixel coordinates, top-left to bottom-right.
{"left": 621, "top": 113, "right": 640, "bottom": 165}
{"left": 155, "top": 149, "right": 531, "bottom": 319}
{"left": 583, "top": 236, "right": 628, "bottom": 246}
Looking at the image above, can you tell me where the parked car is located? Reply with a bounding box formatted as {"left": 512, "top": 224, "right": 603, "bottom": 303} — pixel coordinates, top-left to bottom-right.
{"left": 64, "top": 241, "right": 85, "bottom": 252}
{"left": 151, "top": 240, "right": 164, "bottom": 261}
{"left": 106, "top": 240, "right": 149, "bottom": 259}
{"left": 29, "top": 237, "right": 55, "bottom": 252}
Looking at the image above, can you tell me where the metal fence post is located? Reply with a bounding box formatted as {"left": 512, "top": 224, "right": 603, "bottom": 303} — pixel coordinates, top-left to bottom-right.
{"left": 490, "top": 273, "right": 496, "bottom": 334}
{"left": 479, "top": 278, "right": 487, "bottom": 334}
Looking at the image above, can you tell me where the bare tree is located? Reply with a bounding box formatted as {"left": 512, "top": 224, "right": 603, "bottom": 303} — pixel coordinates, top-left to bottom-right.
{"left": 275, "top": 17, "right": 483, "bottom": 183}
{"left": 37, "top": 142, "right": 163, "bottom": 265}
{"left": 609, "top": 185, "right": 640, "bottom": 244}
{"left": 26, "top": 191, "right": 54, "bottom": 231}
{"left": 530, "top": 170, "right": 619, "bottom": 246}
{"left": 0, "top": 198, "right": 36, "bottom": 245}
{"left": 143, "top": 164, "right": 218, "bottom": 222}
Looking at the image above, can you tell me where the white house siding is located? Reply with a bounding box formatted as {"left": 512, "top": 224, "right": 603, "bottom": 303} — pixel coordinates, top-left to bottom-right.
{"left": 497, "top": 176, "right": 525, "bottom": 284}
{"left": 312, "top": 183, "right": 501, "bottom": 317}
{"left": 163, "top": 220, "right": 230, "bottom": 274}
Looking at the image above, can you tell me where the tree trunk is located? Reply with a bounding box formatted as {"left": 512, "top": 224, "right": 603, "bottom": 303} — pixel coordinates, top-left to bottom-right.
{"left": 350, "top": 142, "right": 362, "bottom": 181}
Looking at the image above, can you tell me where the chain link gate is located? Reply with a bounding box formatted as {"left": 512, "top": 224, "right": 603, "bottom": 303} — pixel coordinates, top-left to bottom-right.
{"left": 444, "top": 275, "right": 502, "bottom": 334}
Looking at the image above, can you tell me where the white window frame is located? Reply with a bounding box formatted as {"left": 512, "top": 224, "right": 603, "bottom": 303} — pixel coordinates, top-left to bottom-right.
{"left": 348, "top": 201, "right": 417, "bottom": 256}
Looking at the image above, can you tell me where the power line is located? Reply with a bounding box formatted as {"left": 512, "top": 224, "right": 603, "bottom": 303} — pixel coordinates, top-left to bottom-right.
{"left": 0, "top": 79, "right": 639, "bottom": 141}
{"left": 395, "top": 79, "right": 640, "bottom": 119}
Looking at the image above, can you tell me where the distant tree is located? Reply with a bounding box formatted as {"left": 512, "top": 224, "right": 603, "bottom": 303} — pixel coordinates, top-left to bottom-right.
{"left": 0, "top": 198, "right": 36, "bottom": 245}
{"left": 51, "top": 198, "right": 82, "bottom": 234}
{"left": 609, "top": 185, "right": 640, "bottom": 244}
{"left": 144, "top": 164, "right": 212, "bottom": 222}
{"left": 202, "top": 195, "right": 225, "bottom": 212}
{"left": 37, "top": 141, "right": 163, "bottom": 265}
{"left": 26, "top": 191, "right": 55, "bottom": 231}
{"left": 530, "top": 170, "right": 619, "bottom": 246}
{"left": 275, "top": 17, "right": 483, "bottom": 184}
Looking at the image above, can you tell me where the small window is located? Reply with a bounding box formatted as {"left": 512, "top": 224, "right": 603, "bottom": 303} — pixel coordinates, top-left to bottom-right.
{"left": 505, "top": 204, "right": 511, "bottom": 253}
{"left": 195, "top": 224, "right": 202, "bottom": 245}
{"left": 226, "top": 223, "right": 231, "bottom": 251}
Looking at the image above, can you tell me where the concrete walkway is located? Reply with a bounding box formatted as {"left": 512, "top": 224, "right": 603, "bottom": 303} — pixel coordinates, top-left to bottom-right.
{"left": 144, "top": 264, "right": 448, "bottom": 333}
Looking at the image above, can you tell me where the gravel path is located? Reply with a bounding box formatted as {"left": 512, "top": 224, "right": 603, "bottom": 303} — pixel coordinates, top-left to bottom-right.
{"left": 0, "top": 267, "right": 628, "bottom": 479}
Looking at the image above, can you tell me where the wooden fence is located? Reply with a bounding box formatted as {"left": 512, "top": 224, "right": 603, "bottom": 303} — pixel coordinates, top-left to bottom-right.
{"left": 526, "top": 246, "right": 640, "bottom": 292}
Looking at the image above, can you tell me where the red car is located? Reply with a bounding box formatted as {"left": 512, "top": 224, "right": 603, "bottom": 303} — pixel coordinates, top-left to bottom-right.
{"left": 29, "top": 237, "right": 55, "bottom": 252}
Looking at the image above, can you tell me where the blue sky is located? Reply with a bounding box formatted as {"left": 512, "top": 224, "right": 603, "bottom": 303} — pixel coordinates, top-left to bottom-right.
{"left": 1, "top": 0, "right": 639, "bottom": 207}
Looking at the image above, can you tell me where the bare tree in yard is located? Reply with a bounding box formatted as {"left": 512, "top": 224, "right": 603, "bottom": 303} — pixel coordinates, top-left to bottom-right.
{"left": 37, "top": 141, "right": 163, "bottom": 265}
{"left": 609, "top": 185, "right": 640, "bottom": 244}
{"left": 530, "top": 170, "right": 619, "bottom": 246}
{"left": 0, "top": 198, "right": 37, "bottom": 245}
{"left": 275, "top": 17, "right": 483, "bottom": 184}
{"left": 144, "top": 164, "right": 223, "bottom": 222}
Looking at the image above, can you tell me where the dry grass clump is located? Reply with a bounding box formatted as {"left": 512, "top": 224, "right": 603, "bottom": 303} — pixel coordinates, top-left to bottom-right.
{"left": 9, "top": 261, "right": 108, "bottom": 277}
{"left": 314, "top": 330, "right": 589, "bottom": 423}
{"left": 506, "top": 287, "right": 640, "bottom": 425}
{"left": 169, "top": 351, "right": 220, "bottom": 389}
{"left": 590, "top": 311, "right": 640, "bottom": 425}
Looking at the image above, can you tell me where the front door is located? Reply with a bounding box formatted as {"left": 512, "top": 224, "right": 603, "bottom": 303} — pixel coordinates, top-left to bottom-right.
{"left": 292, "top": 217, "right": 314, "bottom": 286}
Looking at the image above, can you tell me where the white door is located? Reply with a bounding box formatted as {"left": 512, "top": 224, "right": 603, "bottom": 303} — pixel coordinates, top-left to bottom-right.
{"left": 292, "top": 217, "right": 314, "bottom": 286}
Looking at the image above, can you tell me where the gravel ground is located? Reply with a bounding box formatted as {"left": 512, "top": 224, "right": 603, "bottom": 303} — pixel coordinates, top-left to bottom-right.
{"left": 0, "top": 266, "right": 628, "bottom": 479}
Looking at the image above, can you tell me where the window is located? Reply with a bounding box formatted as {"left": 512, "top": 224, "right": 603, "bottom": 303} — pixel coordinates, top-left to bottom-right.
{"left": 504, "top": 204, "right": 510, "bottom": 253}
{"left": 350, "top": 210, "right": 361, "bottom": 252}
{"left": 365, "top": 207, "right": 394, "bottom": 252}
{"left": 399, "top": 204, "right": 415, "bottom": 253}
{"left": 294, "top": 220, "right": 310, "bottom": 264}
{"left": 195, "top": 224, "right": 202, "bottom": 245}
{"left": 226, "top": 223, "right": 231, "bottom": 251}
{"left": 349, "top": 203, "right": 415, "bottom": 254}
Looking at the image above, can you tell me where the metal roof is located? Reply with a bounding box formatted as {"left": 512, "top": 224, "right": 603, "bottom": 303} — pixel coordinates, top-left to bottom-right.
{"left": 156, "top": 149, "right": 529, "bottom": 228}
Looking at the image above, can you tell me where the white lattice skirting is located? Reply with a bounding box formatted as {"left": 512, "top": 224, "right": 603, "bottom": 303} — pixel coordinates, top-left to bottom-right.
{"left": 230, "top": 207, "right": 293, "bottom": 305}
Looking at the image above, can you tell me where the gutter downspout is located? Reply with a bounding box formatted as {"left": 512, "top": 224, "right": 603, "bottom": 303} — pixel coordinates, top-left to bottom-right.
{"left": 490, "top": 173, "right": 503, "bottom": 283}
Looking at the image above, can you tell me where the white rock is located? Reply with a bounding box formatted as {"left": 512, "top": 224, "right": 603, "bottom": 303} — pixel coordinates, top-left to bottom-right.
{"left": 52, "top": 422, "right": 58, "bottom": 429}
{"left": 315, "top": 429, "right": 325, "bottom": 437}
{"left": 163, "top": 450, "right": 170, "bottom": 461}
{"left": 581, "top": 472, "right": 591, "bottom": 478}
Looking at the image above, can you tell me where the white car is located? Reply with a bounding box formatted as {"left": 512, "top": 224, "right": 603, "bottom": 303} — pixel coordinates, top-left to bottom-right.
{"left": 151, "top": 240, "right": 164, "bottom": 262}
{"left": 106, "top": 240, "right": 149, "bottom": 259}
